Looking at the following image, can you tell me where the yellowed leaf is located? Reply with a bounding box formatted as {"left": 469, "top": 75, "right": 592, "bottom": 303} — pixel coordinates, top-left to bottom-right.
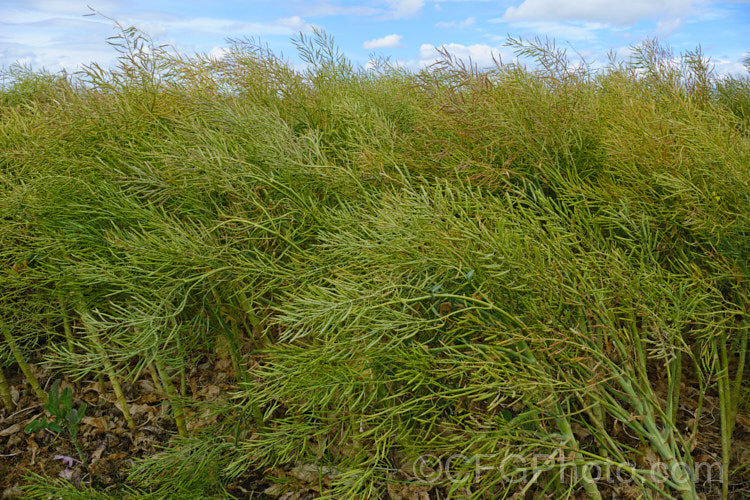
{"left": 0, "top": 423, "right": 23, "bottom": 436}
{"left": 82, "top": 416, "right": 108, "bottom": 433}
{"left": 129, "top": 403, "right": 155, "bottom": 416}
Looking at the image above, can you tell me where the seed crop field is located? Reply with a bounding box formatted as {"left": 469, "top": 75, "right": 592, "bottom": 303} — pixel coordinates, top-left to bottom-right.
{"left": 1, "top": 27, "right": 749, "bottom": 499}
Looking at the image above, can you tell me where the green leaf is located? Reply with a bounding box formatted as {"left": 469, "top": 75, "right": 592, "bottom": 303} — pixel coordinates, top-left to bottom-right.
{"left": 60, "top": 386, "right": 73, "bottom": 413}
{"left": 77, "top": 403, "right": 87, "bottom": 423}
{"left": 66, "top": 405, "right": 86, "bottom": 427}
{"left": 44, "top": 380, "right": 61, "bottom": 415}
{"left": 66, "top": 409, "right": 78, "bottom": 426}
{"left": 25, "top": 417, "right": 49, "bottom": 434}
{"left": 509, "top": 408, "right": 542, "bottom": 431}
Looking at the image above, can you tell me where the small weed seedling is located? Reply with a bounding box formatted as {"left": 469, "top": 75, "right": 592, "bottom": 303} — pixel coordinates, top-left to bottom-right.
{"left": 25, "top": 380, "right": 87, "bottom": 465}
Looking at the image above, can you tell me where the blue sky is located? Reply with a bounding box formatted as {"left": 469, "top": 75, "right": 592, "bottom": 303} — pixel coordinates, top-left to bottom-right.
{"left": 1, "top": 0, "right": 748, "bottom": 77}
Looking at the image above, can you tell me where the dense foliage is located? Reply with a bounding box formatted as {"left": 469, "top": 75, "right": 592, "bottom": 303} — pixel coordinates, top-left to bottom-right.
{"left": 1, "top": 27, "right": 749, "bottom": 499}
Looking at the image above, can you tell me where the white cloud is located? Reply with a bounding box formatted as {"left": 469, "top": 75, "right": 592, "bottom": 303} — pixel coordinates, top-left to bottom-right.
{"left": 0, "top": 0, "right": 315, "bottom": 73}
{"left": 460, "top": 17, "right": 476, "bottom": 27}
{"left": 418, "top": 42, "right": 511, "bottom": 68}
{"left": 0, "top": 12, "right": 120, "bottom": 72}
{"left": 363, "top": 34, "right": 405, "bottom": 49}
{"left": 1, "top": 39, "right": 117, "bottom": 74}
{"left": 382, "top": 0, "right": 425, "bottom": 19}
{"left": 299, "top": 2, "right": 380, "bottom": 17}
{"left": 686, "top": 6, "right": 731, "bottom": 23}
{"left": 277, "top": 16, "right": 309, "bottom": 30}
{"left": 436, "top": 17, "right": 476, "bottom": 28}
{"left": 299, "top": 0, "right": 425, "bottom": 20}
{"left": 502, "top": 0, "right": 693, "bottom": 26}
{"left": 3, "top": 1, "right": 123, "bottom": 21}
{"left": 656, "top": 17, "right": 683, "bottom": 36}
{"left": 136, "top": 16, "right": 312, "bottom": 38}
{"left": 209, "top": 46, "right": 230, "bottom": 61}
{"left": 714, "top": 58, "right": 749, "bottom": 77}
{"left": 491, "top": 20, "right": 611, "bottom": 41}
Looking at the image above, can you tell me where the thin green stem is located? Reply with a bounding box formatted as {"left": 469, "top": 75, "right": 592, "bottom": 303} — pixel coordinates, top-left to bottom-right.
{"left": 666, "top": 349, "right": 682, "bottom": 425}
{"left": 0, "top": 365, "right": 14, "bottom": 410}
{"left": 1, "top": 323, "right": 47, "bottom": 403}
{"left": 86, "top": 325, "right": 137, "bottom": 433}
{"left": 59, "top": 298, "right": 75, "bottom": 354}
{"left": 154, "top": 356, "right": 188, "bottom": 438}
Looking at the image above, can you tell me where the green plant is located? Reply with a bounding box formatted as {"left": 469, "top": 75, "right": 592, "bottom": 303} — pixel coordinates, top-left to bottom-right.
{"left": 25, "top": 380, "right": 88, "bottom": 465}
{"left": 3, "top": 22, "right": 749, "bottom": 499}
